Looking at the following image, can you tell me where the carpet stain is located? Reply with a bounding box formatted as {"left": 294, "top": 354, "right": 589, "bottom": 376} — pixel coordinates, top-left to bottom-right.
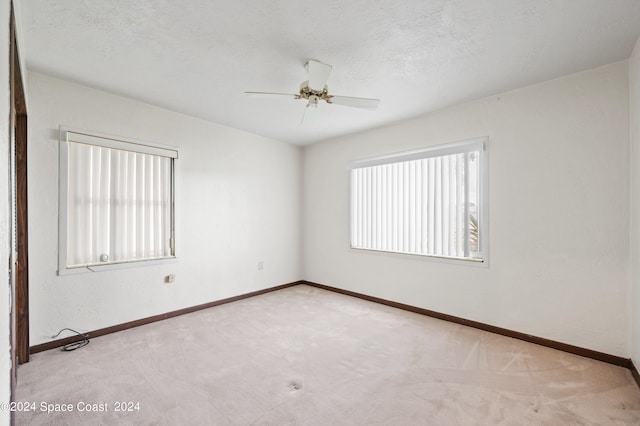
{"left": 288, "top": 381, "right": 302, "bottom": 391}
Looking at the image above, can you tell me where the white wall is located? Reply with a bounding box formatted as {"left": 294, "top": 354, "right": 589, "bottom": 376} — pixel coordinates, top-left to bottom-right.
{"left": 28, "top": 72, "right": 301, "bottom": 346}
{"left": 630, "top": 37, "right": 640, "bottom": 366}
{"left": 303, "top": 61, "right": 630, "bottom": 357}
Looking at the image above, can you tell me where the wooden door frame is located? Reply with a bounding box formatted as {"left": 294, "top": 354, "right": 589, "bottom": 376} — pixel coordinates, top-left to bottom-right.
{"left": 10, "top": 0, "right": 29, "bottom": 371}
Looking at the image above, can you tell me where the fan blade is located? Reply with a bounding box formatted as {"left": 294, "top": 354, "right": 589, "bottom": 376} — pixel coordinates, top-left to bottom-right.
{"left": 305, "top": 60, "right": 332, "bottom": 91}
{"left": 301, "top": 97, "right": 319, "bottom": 124}
{"left": 329, "top": 95, "right": 380, "bottom": 110}
{"left": 245, "top": 91, "right": 299, "bottom": 99}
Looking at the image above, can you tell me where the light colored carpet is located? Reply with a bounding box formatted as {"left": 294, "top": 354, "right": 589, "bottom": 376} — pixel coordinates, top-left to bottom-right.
{"left": 15, "top": 284, "right": 640, "bottom": 425}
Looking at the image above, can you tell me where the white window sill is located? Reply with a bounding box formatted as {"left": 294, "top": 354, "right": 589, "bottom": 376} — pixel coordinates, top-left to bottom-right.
{"left": 57, "top": 257, "right": 178, "bottom": 276}
{"left": 350, "top": 247, "right": 488, "bottom": 268}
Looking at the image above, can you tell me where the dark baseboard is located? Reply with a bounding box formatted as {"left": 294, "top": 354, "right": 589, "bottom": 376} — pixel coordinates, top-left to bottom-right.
{"left": 301, "top": 280, "right": 631, "bottom": 369}
{"left": 30, "top": 281, "right": 303, "bottom": 354}
{"left": 31, "top": 278, "right": 636, "bottom": 382}
{"left": 630, "top": 360, "right": 640, "bottom": 388}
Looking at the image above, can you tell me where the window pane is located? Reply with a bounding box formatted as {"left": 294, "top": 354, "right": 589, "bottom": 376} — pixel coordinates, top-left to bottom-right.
{"left": 66, "top": 141, "right": 173, "bottom": 268}
{"left": 350, "top": 141, "right": 484, "bottom": 262}
{"left": 468, "top": 151, "right": 480, "bottom": 254}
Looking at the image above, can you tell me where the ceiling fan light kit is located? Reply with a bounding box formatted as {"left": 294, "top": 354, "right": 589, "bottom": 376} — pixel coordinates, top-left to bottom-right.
{"left": 245, "top": 60, "right": 380, "bottom": 123}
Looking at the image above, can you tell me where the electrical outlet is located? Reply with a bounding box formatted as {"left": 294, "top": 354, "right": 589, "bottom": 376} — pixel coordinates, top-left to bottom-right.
{"left": 258, "top": 261, "right": 264, "bottom": 271}
{"left": 165, "top": 274, "right": 176, "bottom": 283}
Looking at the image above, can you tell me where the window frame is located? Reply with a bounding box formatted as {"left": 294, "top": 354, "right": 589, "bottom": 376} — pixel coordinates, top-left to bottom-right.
{"left": 348, "top": 137, "right": 489, "bottom": 266}
{"left": 57, "top": 126, "right": 178, "bottom": 275}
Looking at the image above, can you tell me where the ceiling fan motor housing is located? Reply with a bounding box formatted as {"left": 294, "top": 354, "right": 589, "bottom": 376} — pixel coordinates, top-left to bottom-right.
{"left": 299, "top": 81, "right": 331, "bottom": 104}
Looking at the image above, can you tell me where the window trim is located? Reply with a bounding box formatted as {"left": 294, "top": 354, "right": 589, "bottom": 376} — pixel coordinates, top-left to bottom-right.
{"left": 57, "top": 126, "right": 178, "bottom": 275}
{"left": 348, "top": 137, "right": 489, "bottom": 266}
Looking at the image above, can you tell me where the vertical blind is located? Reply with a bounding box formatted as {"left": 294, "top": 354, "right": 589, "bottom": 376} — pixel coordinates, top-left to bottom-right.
{"left": 63, "top": 130, "right": 176, "bottom": 269}
{"left": 350, "top": 140, "right": 484, "bottom": 260}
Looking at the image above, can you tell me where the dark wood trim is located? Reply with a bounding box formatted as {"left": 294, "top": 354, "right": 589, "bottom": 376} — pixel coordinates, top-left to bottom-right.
{"left": 630, "top": 360, "right": 640, "bottom": 389}
{"left": 12, "top": 32, "right": 25, "bottom": 115}
{"left": 31, "top": 281, "right": 303, "bottom": 354}
{"left": 15, "top": 111, "right": 28, "bottom": 365}
{"left": 30, "top": 279, "right": 637, "bottom": 383}
{"left": 15, "top": 84, "right": 28, "bottom": 366}
{"left": 301, "top": 281, "right": 631, "bottom": 368}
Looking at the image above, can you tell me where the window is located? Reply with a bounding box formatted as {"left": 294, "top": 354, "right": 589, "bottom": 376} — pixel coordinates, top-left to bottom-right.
{"left": 58, "top": 127, "right": 178, "bottom": 274}
{"left": 350, "top": 137, "right": 487, "bottom": 263}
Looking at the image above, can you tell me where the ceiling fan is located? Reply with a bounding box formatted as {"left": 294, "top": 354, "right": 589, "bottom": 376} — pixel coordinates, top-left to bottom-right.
{"left": 245, "top": 60, "right": 381, "bottom": 123}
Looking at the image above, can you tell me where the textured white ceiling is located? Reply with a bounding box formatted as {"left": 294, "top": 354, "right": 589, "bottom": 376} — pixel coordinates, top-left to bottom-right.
{"left": 21, "top": 0, "right": 640, "bottom": 145}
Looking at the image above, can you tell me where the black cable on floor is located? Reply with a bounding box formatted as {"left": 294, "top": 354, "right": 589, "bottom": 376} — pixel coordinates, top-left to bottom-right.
{"left": 51, "top": 328, "right": 90, "bottom": 351}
